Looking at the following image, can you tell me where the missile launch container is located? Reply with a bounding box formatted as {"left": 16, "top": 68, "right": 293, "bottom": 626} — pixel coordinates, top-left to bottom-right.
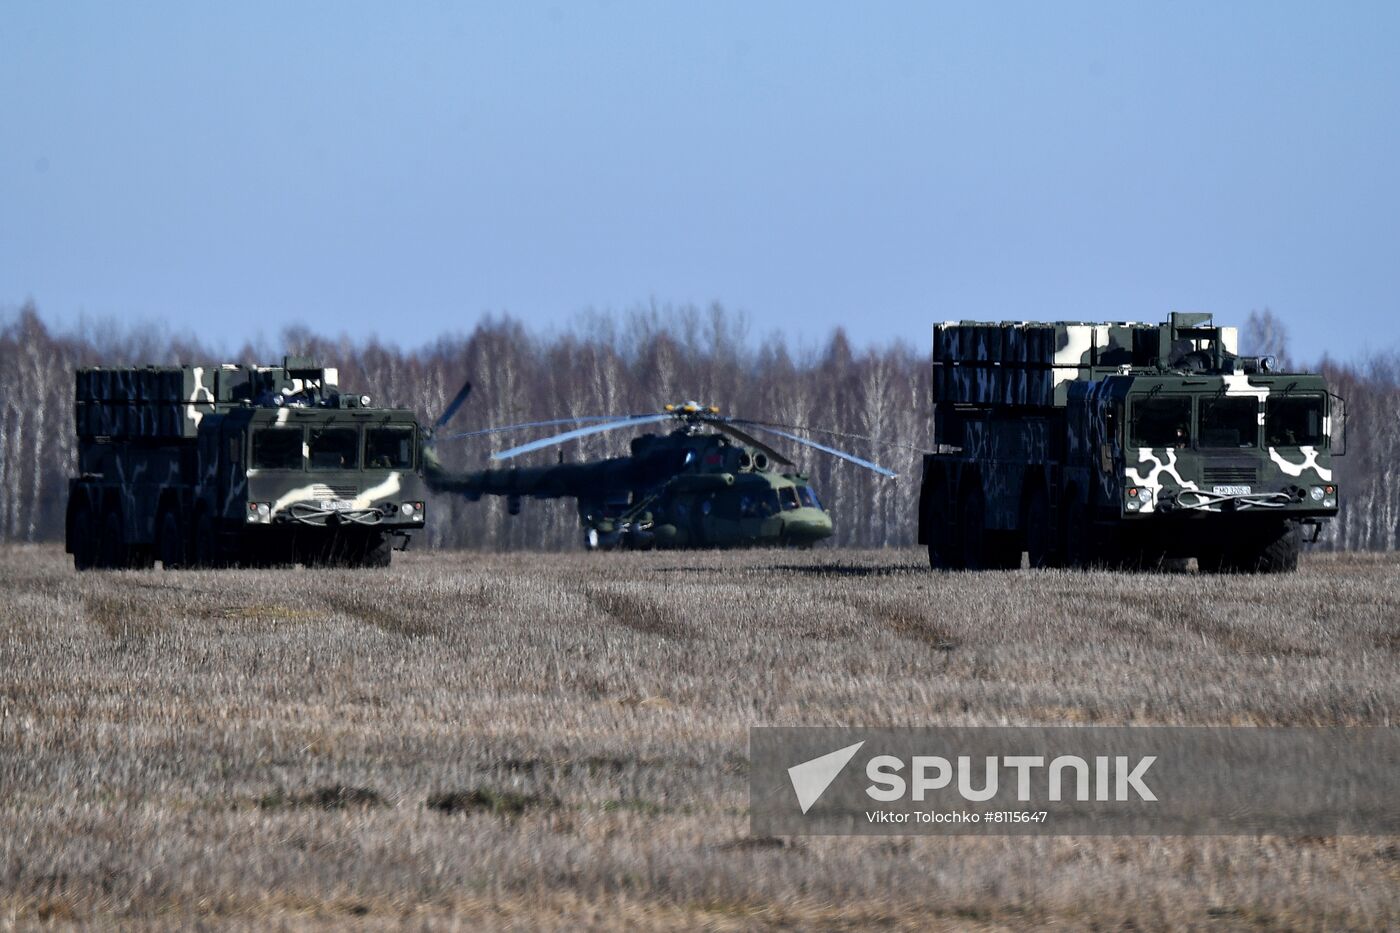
{"left": 917, "top": 313, "right": 1340, "bottom": 572}
{"left": 65, "top": 358, "right": 426, "bottom": 570}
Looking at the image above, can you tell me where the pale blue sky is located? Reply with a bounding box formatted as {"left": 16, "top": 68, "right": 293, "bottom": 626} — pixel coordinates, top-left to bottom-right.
{"left": 3, "top": 2, "right": 1398, "bottom": 360}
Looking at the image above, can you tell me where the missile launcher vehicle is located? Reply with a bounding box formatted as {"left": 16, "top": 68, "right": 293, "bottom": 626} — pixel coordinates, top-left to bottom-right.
{"left": 66, "top": 358, "right": 426, "bottom": 569}
{"left": 918, "top": 313, "right": 1340, "bottom": 572}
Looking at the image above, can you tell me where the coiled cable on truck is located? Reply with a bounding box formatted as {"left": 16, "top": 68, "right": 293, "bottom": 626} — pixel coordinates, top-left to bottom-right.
{"left": 279, "top": 502, "right": 386, "bottom": 526}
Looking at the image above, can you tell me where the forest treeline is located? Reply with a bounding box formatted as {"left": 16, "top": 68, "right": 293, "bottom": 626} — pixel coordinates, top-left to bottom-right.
{"left": 1, "top": 303, "right": 1397, "bottom": 550}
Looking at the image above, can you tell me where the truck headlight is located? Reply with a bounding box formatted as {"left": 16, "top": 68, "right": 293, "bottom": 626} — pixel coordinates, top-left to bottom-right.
{"left": 1310, "top": 487, "right": 1325, "bottom": 501}
{"left": 1138, "top": 487, "right": 1151, "bottom": 502}
{"left": 400, "top": 502, "right": 413, "bottom": 516}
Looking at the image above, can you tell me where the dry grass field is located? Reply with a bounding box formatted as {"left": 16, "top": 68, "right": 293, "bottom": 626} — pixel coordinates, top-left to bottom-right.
{"left": 2, "top": 545, "right": 1399, "bottom": 930}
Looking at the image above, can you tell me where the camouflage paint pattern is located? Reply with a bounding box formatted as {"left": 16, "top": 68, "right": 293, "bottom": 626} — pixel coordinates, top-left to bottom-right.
{"left": 67, "top": 360, "right": 424, "bottom": 568}
{"left": 921, "top": 313, "right": 1337, "bottom": 568}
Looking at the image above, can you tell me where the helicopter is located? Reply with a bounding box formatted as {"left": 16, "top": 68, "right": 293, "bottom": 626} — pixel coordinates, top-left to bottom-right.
{"left": 420, "top": 384, "right": 899, "bottom": 550}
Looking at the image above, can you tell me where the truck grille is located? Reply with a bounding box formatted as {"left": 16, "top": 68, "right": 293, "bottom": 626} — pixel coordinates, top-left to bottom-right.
{"left": 308, "top": 484, "right": 358, "bottom": 500}
{"left": 1202, "top": 465, "right": 1258, "bottom": 484}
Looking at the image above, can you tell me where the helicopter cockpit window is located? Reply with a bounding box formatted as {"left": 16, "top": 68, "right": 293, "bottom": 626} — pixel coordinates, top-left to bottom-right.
{"left": 797, "top": 486, "right": 822, "bottom": 509}
{"left": 747, "top": 491, "right": 781, "bottom": 517}
{"left": 779, "top": 487, "right": 800, "bottom": 510}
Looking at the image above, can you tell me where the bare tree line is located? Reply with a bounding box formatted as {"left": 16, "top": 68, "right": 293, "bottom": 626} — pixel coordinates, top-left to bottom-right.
{"left": 1, "top": 302, "right": 1394, "bottom": 550}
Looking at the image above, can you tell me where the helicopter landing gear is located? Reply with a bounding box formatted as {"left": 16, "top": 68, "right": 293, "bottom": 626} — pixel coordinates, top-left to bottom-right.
{"left": 585, "top": 526, "right": 620, "bottom": 551}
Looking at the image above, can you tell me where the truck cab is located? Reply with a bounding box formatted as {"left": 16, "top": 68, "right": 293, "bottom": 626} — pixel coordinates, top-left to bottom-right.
{"left": 1079, "top": 373, "right": 1335, "bottom": 521}
{"left": 66, "top": 358, "right": 426, "bottom": 570}
{"left": 191, "top": 400, "right": 427, "bottom": 566}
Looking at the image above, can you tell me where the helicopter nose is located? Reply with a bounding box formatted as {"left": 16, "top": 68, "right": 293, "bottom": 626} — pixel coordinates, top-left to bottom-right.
{"left": 782, "top": 513, "right": 834, "bottom": 541}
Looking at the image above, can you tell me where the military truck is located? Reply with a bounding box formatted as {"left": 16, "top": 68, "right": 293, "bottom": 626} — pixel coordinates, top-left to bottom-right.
{"left": 66, "top": 359, "right": 426, "bottom": 570}
{"left": 917, "top": 313, "right": 1340, "bottom": 572}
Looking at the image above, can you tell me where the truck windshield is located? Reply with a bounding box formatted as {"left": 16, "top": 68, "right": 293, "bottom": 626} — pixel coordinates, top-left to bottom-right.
{"left": 364, "top": 426, "right": 415, "bottom": 469}
{"left": 1131, "top": 397, "right": 1192, "bottom": 448}
{"left": 1199, "top": 396, "right": 1259, "bottom": 448}
{"left": 308, "top": 426, "right": 360, "bottom": 470}
{"left": 252, "top": 428, "right": 303, "bottom": 470}
{"left": 1266, "top": 396, "right": 1326, "bottom": 447}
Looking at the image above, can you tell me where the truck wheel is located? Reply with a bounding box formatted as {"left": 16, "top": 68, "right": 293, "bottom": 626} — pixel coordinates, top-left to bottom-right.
{"left": 1255, "top": 524, "right": 1302, "bottom": 573}
{"left": 71, "top": 504, "right": 98, "bottom": 571}
{"left": 925, "top": 478, "right": 962, "bottom": 570}
{"left": 959, "top": 487, "right": 989, "bottom": 570}
{"left": 193, "top": 513, "right": 219, "bottom": 568}
{"left": 1062, "top": 491, "right": 1093, "bottom": 569}
{"left": 364, "top": 534, "right": 393, "bottom": 568}
{"left": 1219, "top": 524, "right": 1300, "bottom": 574}
{"left": 158, "top": 508, "right": 186, "bottom": 569}
{"left": 99, "top": 509, "right": 127, "bottom": 570}
{"left": 985, "top": 533, "right": 1023, "bottom": 570}
{"left": 1023, "top": 485, "right": 1054, "bottom": 569}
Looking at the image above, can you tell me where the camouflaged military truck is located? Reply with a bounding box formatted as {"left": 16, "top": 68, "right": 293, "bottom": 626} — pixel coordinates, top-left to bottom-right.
{"left": 65, "top": 358, "right": 426, "bottom": 570}
{"left": 918, "top": 313, "right": 1340, "bottom": 572}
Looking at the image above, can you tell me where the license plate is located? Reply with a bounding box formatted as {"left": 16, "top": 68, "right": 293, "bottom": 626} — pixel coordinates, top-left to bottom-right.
{"left": 320, "top": 499, "right": 356, "bottom": 511}
{"left": 1212, "top": 485, "right": 1251, "bottom": 496}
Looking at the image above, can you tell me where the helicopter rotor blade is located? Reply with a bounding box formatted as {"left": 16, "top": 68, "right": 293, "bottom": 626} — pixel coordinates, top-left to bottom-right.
{"left": 431, "top": 379, "right": 474, "bottom": 434}
{"left": 443, "top": 415, "right": 629, "bottom": 441}
{"left": 706, "top": 419, "right": 794, "bottom": 466}
{"left": 492, "top": 413, "right": 674, "bottom": 461}
{"left": 736, "top": 422, "right": 899, "bottom": 478}
{"left": 730, "top": 418, "right": 932, "bottom": 454}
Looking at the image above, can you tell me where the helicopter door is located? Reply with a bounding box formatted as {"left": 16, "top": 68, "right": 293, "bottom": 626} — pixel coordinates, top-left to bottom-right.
{"left": 692, "top": 495, "right": 713, "bottom": 545}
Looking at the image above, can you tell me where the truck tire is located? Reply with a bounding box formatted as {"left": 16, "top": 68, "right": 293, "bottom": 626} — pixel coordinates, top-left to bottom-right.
{"left": 71, "top": 503, "right": 98, "bottom": 571}
{"left": 959, "top": 486, "right": 989, "bottom": 570}
{"left": 364, "top": 534, "right": 393, "bottom": 568}
{"left": 925, "top": 476, "right": 962, "bottom": 570}
{"left": 1216, "top": 523, "right": 1301, "bottom": 574}
{"left": 1023, "top": 484, "right": 1055, "bottom": 569}
{"left": 1256, "top": 524, "right": 1302, "bottom": 573}
{"left": 98, "top": 509, "right": 127, "bottom": 570}
{"left": 158, "top": 508, "right": 187, "bottom": 569}
{"left": 1062, "top": 489, "right": 1094, "bottom": 570}
{"left": 986, "top": 533, "right": 1023, "bottom": 569}
{"left": 193, "top": 513, "right": 219, "bottom": 568}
